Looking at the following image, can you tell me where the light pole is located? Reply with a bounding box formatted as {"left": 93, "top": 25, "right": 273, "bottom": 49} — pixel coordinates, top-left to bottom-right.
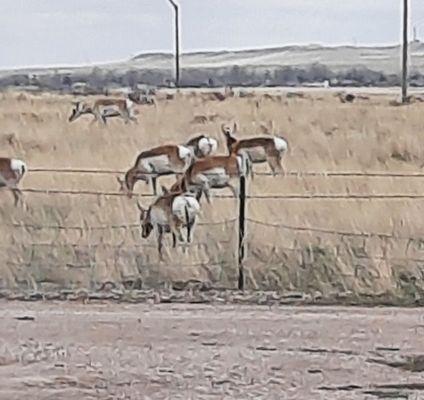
{"left": 402, "top": 0, "right": 409, "bottom": 103}
{"left": 167, "top": 0, "right": 180, "bottom": 87}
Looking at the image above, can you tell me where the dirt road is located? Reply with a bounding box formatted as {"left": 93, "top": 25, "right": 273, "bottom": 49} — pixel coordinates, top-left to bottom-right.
{"left": 0, "top": 302, "right": 424, "bottom": 399}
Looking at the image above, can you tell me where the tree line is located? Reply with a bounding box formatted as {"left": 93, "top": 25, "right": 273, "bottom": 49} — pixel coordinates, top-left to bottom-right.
{"left": 2, "top": 63, "right": 423, "bottom": 93}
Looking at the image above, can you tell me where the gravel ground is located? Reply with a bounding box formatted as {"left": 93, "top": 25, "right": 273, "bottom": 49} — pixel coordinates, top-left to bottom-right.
{"left": 1, "top": 301, "right": 424, "bottom": 399}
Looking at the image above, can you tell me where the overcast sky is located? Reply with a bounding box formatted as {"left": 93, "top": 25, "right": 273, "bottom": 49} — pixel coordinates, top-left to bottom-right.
{"left": 1, "top": 0, "right": 424, "bottom": 69}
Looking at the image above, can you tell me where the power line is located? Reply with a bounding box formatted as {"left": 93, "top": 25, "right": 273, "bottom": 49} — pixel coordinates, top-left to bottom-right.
{"left": 402, "top": 0, "right": 409, "bottom": 103}
{"left": 167, "top": 0, "right": 180, "bottom": 87}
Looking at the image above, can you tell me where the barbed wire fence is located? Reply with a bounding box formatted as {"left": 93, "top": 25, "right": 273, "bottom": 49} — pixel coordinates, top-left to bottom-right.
{"left": 3, "top": 167, "right": 424, "bottom": 290}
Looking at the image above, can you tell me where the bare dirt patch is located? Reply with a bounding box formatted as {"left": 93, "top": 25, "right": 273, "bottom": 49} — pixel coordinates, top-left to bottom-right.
{"left": 1, "top": 302, "right": 424, "bottom": 399}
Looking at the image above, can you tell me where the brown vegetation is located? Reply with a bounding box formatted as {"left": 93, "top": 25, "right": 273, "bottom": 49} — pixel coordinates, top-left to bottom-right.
{"left": 1, "top": 90, "right": 424, "bottom": 301}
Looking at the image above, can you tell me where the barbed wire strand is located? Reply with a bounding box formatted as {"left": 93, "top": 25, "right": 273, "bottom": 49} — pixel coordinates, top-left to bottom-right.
{"left": 246, "top": 218, "right": 419, "bottom": 240}
{"left": 20, "top": 188, "right": 234, "bottom": 198}
{"left": 7, "top": 218, "right": 237, "bottom": 231}
{"left": 19, "top": 187, "right": 424, "bottom": 200}
{"left": 246, "top": 246, "right": 424, "bottom": 265}
{"left": 28, "top": 167, "right": 424, "bottom": 179}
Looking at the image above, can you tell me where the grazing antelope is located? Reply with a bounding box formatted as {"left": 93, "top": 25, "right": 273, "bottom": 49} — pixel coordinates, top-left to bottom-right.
{"left": 221, "top": 123, "right": 288, "bottom": 176}
{"left": 137, "top": 187, "right": 201, "bottom": 258}
{"left": 170, "top": 153, "right": 250, "bottom": 203}
{"left": 68, "top": 96, "right": 137, "bottom": 124}
{"left": 185, "top": 135, "right": 218, "bottom": 158}
{"left": 117, "top": 145, "right": 194, "bottom": 196}
{"left": 0, "top": 158, "right": 27, "bottom": 206}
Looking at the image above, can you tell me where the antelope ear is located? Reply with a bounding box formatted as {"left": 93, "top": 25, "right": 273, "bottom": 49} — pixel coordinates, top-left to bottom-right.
{"left": 220, "top": 123, "right": 228, "bottom": 135}
{"left": 161, "top": 185, "right": 170, "bottom": 195}
{"left": 136, "top": 201, "right": 145, "bottom": 213}
{"left": 116, "top": 176, "right": 124, "bottom": 184}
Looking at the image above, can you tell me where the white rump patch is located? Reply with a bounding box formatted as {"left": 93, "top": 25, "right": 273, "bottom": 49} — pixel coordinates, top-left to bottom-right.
{"left": 209, "top": 138, "right": 218, "bottom": 153}
{"left": 273, "top": 137, "right": 288, "bottom": 152}
{"left": 178, "top": 145, "right": 193, "bottom": 161}
{"left": 198, "top": 137, "right": 218, "bottom": 156}
{"left": 10, "top": 159, "right": 26, "bottom": 176}
{"left": 172, "top": 195, "right": 200, "bottom": 223}
{"left": 125, "top": 98, "right": 134, "bottom": 109}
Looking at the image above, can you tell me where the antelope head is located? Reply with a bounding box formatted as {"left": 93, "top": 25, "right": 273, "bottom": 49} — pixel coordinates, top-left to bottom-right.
{"left": 69, "top": 101, "right": 92, "bottom": 122}
{"left": 117, "top": 175, "right": 131, "bottom": 198}
{"left": 221, "top": 122, "right": 238, "bottom": 153}
{"left": 117, "top": 167, "right": 147, "bottom": 198}
{"left": 161, "top": 185, "right": 170, "bottom": 195}
{"left": 137, "top": 201, "right": 153, "bottom": 238}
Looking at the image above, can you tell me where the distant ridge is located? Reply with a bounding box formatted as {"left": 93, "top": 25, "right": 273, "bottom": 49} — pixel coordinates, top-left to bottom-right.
{"left": 1, "top": 42, "right": 424, "bottom": 90}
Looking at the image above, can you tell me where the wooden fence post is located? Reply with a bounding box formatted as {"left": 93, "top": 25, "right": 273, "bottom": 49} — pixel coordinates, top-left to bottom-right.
{"left": 238, "top": 175, "right": 246, "bottom": 290}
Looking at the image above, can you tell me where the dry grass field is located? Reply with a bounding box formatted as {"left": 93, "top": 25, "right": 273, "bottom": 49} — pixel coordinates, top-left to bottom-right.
{"left": 1, "top": 89, "right": 424, "bottom": 301}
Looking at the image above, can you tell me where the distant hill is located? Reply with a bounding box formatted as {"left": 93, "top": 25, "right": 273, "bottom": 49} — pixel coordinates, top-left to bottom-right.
{"left": 2, "top": 42, "right": 424, "bottom": 91}
{"left": 130, "top": 42, "right": 424, "bottom": 74}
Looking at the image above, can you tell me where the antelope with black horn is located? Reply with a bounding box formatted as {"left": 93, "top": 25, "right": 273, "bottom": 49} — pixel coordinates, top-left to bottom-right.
{"left": 185, "top": 134, "right": 218, "bottom": 159}
{"left": 117, "top": 144, "right": 194, "bottom": 197}
{"left": 137, "top": 186, "right": 201, "bottom": 258}
{"left": 221, "top": 122, "right": 288, "bottom": 176}
{"left": 0, "top": 157, "right": 27, "bottom": 207}
{"left": 170, "top": 152, "right": 250, "bottom": 204}
{"left": 68, "top": 94, "right": 138, "bottom": 125}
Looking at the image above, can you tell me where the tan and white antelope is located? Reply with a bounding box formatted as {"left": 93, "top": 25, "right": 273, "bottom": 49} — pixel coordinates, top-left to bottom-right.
{"left": 170, "top": 153, "right": 250, "bottom": 203}
{"left": 68, "top": 96, "right": 137, "bottom": 124}
{"left": 185, "top": 135, "right": 218, "bottom": 158}
{"left": 0, "top": 158, "right": 27, "bottom": 206}
{"left": 221, "top": 123, "right": 288, "bottom": 176}
{"left": 117, "top": 144, "right": 194, "bottom": 196}
{"left": 137, "top": 187, "right": 201, "bottom": 258}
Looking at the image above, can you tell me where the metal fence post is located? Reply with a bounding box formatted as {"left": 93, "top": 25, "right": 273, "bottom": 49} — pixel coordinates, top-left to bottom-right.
{"left": 238, "top": 175, "right": 246, "bottom": 290}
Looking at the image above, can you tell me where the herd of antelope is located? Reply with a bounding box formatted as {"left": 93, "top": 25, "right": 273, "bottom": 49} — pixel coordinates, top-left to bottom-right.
{"left": 1, "top": 92, "right": 288, "bottom": 258}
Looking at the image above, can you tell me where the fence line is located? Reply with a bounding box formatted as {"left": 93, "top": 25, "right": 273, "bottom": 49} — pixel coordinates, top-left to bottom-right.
{"left": 255, "top": 171, "right": 424, "bottom": 178}
{"left": 28, "top": 167, "right": 424, "bottom": 179}
{"left": 8, "top": 168, "right": 424, "bottom": 292}
{"left": 20, "top": 188, "right": 235, "bottom": 198}
{"left": 6, "top": 259, "right": 231, "bottom": 270}
{"left": 5, "top": 217, "right": 422, "bottom": 243}
{"left": 246, "top": 218, "right": 420, "bottom": 241}
{"left": 8, "top": 218, "right": 237, "bottom": 231}
{"left": 0, "top": 241, "right": 232, "bottom": 250}
{"left": 246, "top": 194, "right": 424, "bottom": 200}
{"left": 20, "top": 187, "right": 424, "bottom": 200}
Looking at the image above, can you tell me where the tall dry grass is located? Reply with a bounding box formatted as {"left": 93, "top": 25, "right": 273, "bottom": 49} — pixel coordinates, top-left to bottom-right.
{"left": 1, "top": 90, "right": 424, "bottom": 298}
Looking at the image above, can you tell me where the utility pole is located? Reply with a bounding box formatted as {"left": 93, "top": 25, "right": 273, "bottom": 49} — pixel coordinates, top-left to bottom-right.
{"left": 167, "top": 0, "right": 180, "bottom": 87}
{"left": 402, "top": 0, "right": 409, "bottom": 103}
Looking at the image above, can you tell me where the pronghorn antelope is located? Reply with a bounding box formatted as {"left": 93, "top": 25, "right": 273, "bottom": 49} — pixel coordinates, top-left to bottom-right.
{"left": 185, "top": 135, "right": 218, "bottom": 158}
{"left": 221, "top": 123, "right": 288, "bottom": 176}
{"left": 68, "top": 96, "right": 137, "bottom": 124}
{"left": 170, "top": 153, "right": 250, "bottom": 203}
{"left": 0, "top": 158, "right": 27, "bottom": 206}
{"left": 117, "top": 144, "right": 194, "bottom": 196}
{"left": 137, "top": 187, "right": 201, "bottom": 258}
